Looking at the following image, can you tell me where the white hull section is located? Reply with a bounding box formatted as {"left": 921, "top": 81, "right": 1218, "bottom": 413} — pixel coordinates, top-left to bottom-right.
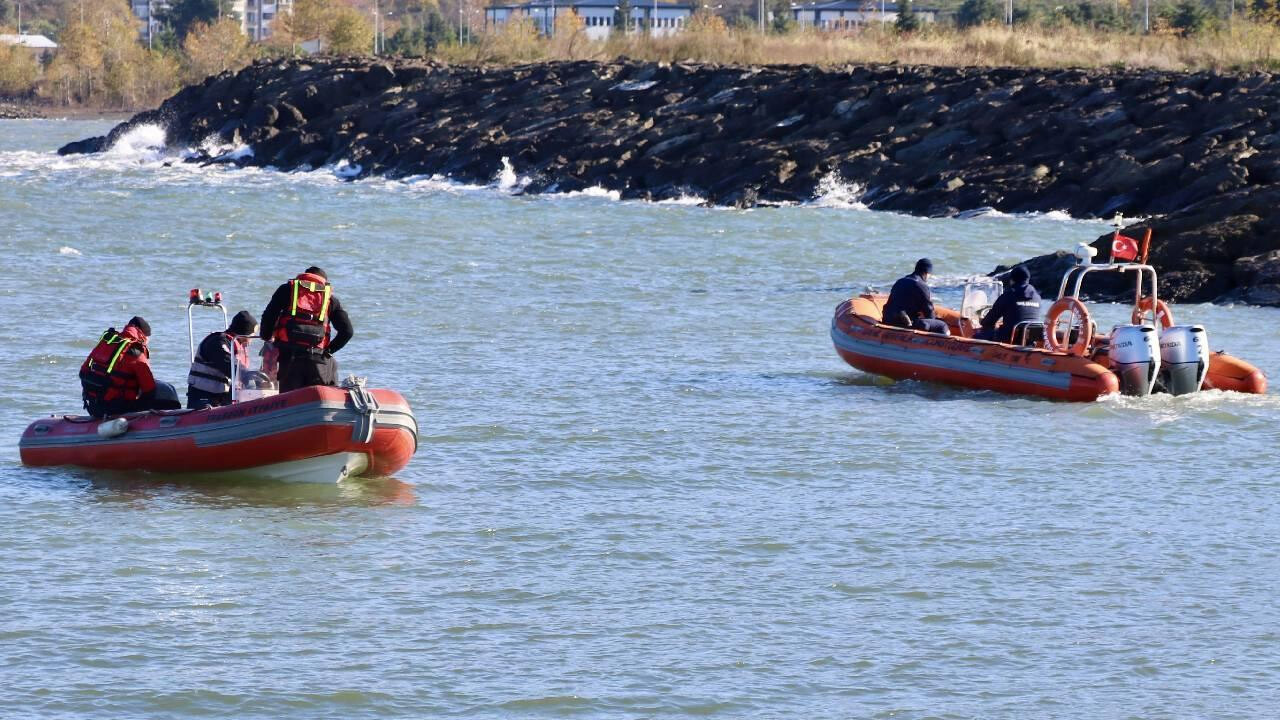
{"left": 198, "top": 452, "right": 371, "bottom": 484}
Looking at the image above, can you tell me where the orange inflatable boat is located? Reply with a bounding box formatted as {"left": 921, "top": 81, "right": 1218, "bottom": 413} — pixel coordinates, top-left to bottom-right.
{"left": 832, "top": 244, "right": 1265, "bottom": 401}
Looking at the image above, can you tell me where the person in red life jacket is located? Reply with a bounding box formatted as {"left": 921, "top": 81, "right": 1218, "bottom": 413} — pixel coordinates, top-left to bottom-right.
{"left": 79, "top": 316, "right": 158, "bottom": 418}
{"left": 259, "top": 266, "right": 354, "bottom": 393}
{"left": 187, "top": 310, "right": 258, "bottom": 410}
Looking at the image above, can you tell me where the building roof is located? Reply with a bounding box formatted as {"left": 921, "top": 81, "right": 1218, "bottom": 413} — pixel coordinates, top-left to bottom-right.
{"left": 0, "top": 33, "right": 58, "bottom": 49}
{"left": 489, "top": 1, "right": 696, "bottom": 9}
{"left": 793, "top": 1, "right": 937, "bottom": 11}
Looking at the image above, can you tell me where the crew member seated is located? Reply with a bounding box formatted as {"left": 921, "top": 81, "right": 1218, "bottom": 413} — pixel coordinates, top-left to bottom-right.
{"left": 80, "top": 316, "right": 160, "bottom": 418}
{"left": 187, "top": 310, "right": 259, "bottom": 410}
{"left": 882, "top": 258, "right": 949, "bottom": 335}
{"left": 975, "top": 265, "right": 1041, "bottom": 343}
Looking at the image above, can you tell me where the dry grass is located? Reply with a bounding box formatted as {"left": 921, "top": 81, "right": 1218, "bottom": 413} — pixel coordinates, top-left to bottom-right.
{"left": 435, "top": 20, "right": 1280, "bottom": 72}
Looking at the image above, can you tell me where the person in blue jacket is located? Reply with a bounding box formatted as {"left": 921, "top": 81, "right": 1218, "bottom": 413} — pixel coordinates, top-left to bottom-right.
{"left": 975, "top": 265, "right": 1041, "bottom": 343}
{"left": 882, "top": 258, "right": 949, "bottom": 335}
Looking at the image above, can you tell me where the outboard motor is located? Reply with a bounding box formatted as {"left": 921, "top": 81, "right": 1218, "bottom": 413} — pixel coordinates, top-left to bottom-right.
{"left": 1158, "top": 325, "right": 1210, "bottom": 396}
{"left": 1110, "top": 325, "right": 1161, "bottom": 396}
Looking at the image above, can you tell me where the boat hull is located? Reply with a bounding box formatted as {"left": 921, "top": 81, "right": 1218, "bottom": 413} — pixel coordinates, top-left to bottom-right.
{"left": 832, "top": 298, "right": 1120, "bottom": 402}
{"left": 18, "top": 386, "right": 417, "bottom": 483}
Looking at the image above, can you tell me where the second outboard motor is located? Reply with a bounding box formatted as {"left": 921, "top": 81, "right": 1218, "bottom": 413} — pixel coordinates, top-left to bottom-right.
{"left": 1110, "top": 325, "right": 1161, "bottom": 396}
{"left": 1159, "top": 325, "right": 1210, "bottom": 396}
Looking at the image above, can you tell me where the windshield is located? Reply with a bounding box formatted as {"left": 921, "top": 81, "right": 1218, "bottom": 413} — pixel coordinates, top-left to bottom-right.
{"left": 961, "top": 277, "right": 1004, "bottom": 325}
{"left": 233, "top": 337, "right": 279, "bottom": 402}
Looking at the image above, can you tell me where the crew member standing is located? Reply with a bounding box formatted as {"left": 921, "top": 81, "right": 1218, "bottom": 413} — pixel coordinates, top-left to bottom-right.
{"left": 80, "top": 316, "right": 158, "bottom": 418}
{"left": 976, "top": 265, "right": 1041, "bottom": 343}
{"left": 882, "top": 258, "right": 949, "bottom": 335}
{"left": 260, "top": 267, "right": 354, "bottom": 393}
{"left": 187, "top": 310, "right": 259, "bottom": 410}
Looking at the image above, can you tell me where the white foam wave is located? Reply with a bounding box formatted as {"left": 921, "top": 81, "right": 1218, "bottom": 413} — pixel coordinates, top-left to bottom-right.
{"left": 558, "top": 186, "right": 622, "bottom": 201}
{"left": 657, "top": 193, "right": 707, "bottom": 206}
{"left": 104, "top": 123, "right": 168, "bottom": 161}
{"left": 495, "top": 156, "right": 529, "bottom": 192}
{"left": 58, "top": 246, "right": 82, "bottom": 256}
{"left": 333, "top": 160, "right": 363, "bottom": 179}
{"left": 812, "top": 173, "right": 867, "bottom": 210}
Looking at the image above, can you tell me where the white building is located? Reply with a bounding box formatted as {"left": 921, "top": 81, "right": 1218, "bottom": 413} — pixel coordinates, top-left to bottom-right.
{"left": 791, "top": 1, "right": 937, "bottom": 29}
{"left": 485, "top": 1, "right": 695, "bottom": 41}
{"left": 232, "top": 0, "right": 294, "bottom": 41}
{"left": 128, "top": 0, "right": 292, "bottom": 42}
{"left": 0, "top": 33, "right": 58, "bottom": 59}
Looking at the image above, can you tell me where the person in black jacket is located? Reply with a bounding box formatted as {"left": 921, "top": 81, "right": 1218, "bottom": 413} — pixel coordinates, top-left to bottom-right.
{"left": 260, "top": 266, "right": 354, "bottom": 392}
{"left": 187, "top": 310, "right": 258, "bottom": 410}
{"left": 882, "top": 258, "right": 949, "bottom": 335}
{"left": 975, "top": 265, "right": 1042, "bottom": 343}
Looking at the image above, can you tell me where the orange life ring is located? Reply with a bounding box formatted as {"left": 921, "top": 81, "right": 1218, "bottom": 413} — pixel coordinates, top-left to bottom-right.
{"left": 1131, "top": 296, "right": 1174, "bottom": 328}
{"left": 1045, "top": 297, "right": 1093, "bottom": 357}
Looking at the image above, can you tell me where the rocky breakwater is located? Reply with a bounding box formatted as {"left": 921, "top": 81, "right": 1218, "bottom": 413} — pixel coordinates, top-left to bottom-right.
{"left": 60, "top": 58, "right": 1280, "bottom": 304}
{"left": 1, "top": 101, "right": 44, "bottom": 119}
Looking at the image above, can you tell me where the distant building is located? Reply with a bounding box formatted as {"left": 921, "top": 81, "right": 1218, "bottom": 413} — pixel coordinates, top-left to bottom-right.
{"left": 128, "top": 0, "right": 293, "bottom": 42}
{"left": 485, "top": 1, "right": 695, "bottom": 41}
{"left": 0, "top": 33, "right": 58, "bottom": 60}
{"left": 129, "top": 1, "right": 169, "bottom": 42}
{"left": 791, "top": 1, "right": 937, "bottom": 29}
{"left": 233, "top": 0, "right": 294, "bottom": 42}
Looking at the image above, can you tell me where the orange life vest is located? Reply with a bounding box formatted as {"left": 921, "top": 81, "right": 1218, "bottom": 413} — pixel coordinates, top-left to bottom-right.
{"left": 272, "top": 272, "right": 332, "bottom": 349}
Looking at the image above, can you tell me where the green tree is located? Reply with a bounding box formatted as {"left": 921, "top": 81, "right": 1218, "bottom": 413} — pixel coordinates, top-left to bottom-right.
{"left": 1167, "top": 0, "right": 1216, "bottom": 34}
{"left": 163, "top": 0, "right": 234, "bottom": 40}
{"left": 183, "top": 17, "right": 251, "bottom": 82}
{"left": 0, "top": 42, "right": 40, "bottom": 96}
{"left": 769, "top": 0, "right": 793, "bottom": 32}
{"left": 614, "top": 0, "right": 631, "bottom": 34}
{"left": 1251, "top": 0, "right": 1280, "bottom": 22}
{"left": 327, "top": 4, "right": 374, "bottom": 54}
{"left": 896, "top": 0, "right": 921, "bottom": 32}
{"left": 956, "top": 0, "right": 1002, "bottom": 27}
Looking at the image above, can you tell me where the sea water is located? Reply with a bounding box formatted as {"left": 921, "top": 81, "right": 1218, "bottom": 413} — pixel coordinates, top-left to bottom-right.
{"left": 2, "top": 119, "right": 1278, "bottom": 718}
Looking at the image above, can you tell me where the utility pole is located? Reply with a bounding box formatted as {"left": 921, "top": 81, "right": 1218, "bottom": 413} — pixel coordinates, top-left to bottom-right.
{"left": 758, "top": 0, "right": 763, "bottom": 33}
{"left": 374, "top": 0, "right": 380, "bottom": 54}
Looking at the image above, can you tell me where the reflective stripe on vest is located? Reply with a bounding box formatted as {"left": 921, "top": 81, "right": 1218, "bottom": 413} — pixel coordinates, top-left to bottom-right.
{"left": 290, "top": 278, "right": 332, "bottom": 322}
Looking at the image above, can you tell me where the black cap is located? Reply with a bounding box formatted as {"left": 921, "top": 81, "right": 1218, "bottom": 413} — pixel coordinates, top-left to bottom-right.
{"left": 1010, "top": 265, "right": 1030, "bottom": 284}
{"left": 304, "top": 266, "right": 327, "bottom": 280}
{"left": 127, "top": 316, "right": 151, "bottom": 337}
{"left": 914, "top": 258, "right": 933, "bottom": 275}
{"left": 228, "top": 310, "right": 259, "bottom": 336}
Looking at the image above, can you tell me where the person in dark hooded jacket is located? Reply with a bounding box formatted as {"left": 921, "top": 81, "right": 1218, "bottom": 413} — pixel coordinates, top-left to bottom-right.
{"left": 976, "top": 265, "right": 1042, "bottom": 343}
{"left": 882, "top": 258, "right": 949, "bottom": 335}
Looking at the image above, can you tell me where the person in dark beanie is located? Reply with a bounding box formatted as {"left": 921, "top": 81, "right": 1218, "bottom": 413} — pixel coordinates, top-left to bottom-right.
{"left": 259, "top": 266, "right": 354, "bottom": 393}
{"left": 882, "top": 258, "right": 949, "bottom": 335}
{"left": 976, "top": 265, "right": 1041, "bottom": 343}
{"left": 80, "top": 316, "right": 159, "bottom": 417}
{"left": 187, "top": 310, "right": 259, "bottom": 410}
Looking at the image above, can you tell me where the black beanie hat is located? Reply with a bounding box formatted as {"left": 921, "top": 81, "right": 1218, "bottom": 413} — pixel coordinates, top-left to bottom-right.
{"left": 228, "top": 310, "right": 259, "bottom": 336}
{"left": 127, "top": 316, "right": 151, "bottom": 337}
{"left": 1010, "top": 265, "right": 1031, "bottom": 284}
{"left": 914, "top": 258, "right": 933, "bottom": 275}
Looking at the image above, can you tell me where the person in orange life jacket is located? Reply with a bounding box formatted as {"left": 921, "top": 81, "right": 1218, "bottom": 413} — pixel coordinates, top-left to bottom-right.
{"left": 975, "top": 265, "right": 1042, "bottom": 343}
{"left": 187, "top": 310, "right": 259, "bottom": 410}
{"left": 259, "top": 266, "right": 354, "bottom": 393}
{"left": 80, "top": 316, "right": 159, "bottom": 418}
{"left": 882, "top": 258, "right": 950, "bottom": 335}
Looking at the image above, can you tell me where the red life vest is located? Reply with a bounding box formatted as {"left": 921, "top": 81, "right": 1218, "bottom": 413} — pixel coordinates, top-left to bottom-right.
{"left": 80, "top": 327, "right": 150, "bottom": 403}
{"left": 272, "top": 272, "right": 333, "bottom": 349}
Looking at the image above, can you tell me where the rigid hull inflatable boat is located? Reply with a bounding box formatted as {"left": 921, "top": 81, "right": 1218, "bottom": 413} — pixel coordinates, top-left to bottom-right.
{"left": 832, "top": 244, "right": 1266, "bottom": 402}
{"left": 19, "top": 290, "right": 418, "bottom": 483}
{"left": 19, "top": 384, "right": 417, "bottom": 483}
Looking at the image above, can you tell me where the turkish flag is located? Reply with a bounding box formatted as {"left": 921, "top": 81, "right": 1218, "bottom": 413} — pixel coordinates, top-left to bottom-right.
{"left": 1112, "top": 233, "right": 1139, "bottom": 262}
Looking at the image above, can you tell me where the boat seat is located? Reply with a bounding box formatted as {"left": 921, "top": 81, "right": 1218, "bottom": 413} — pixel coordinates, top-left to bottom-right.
{"left": 1011, "top": 321, "right": 1045, "bottom": 347}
